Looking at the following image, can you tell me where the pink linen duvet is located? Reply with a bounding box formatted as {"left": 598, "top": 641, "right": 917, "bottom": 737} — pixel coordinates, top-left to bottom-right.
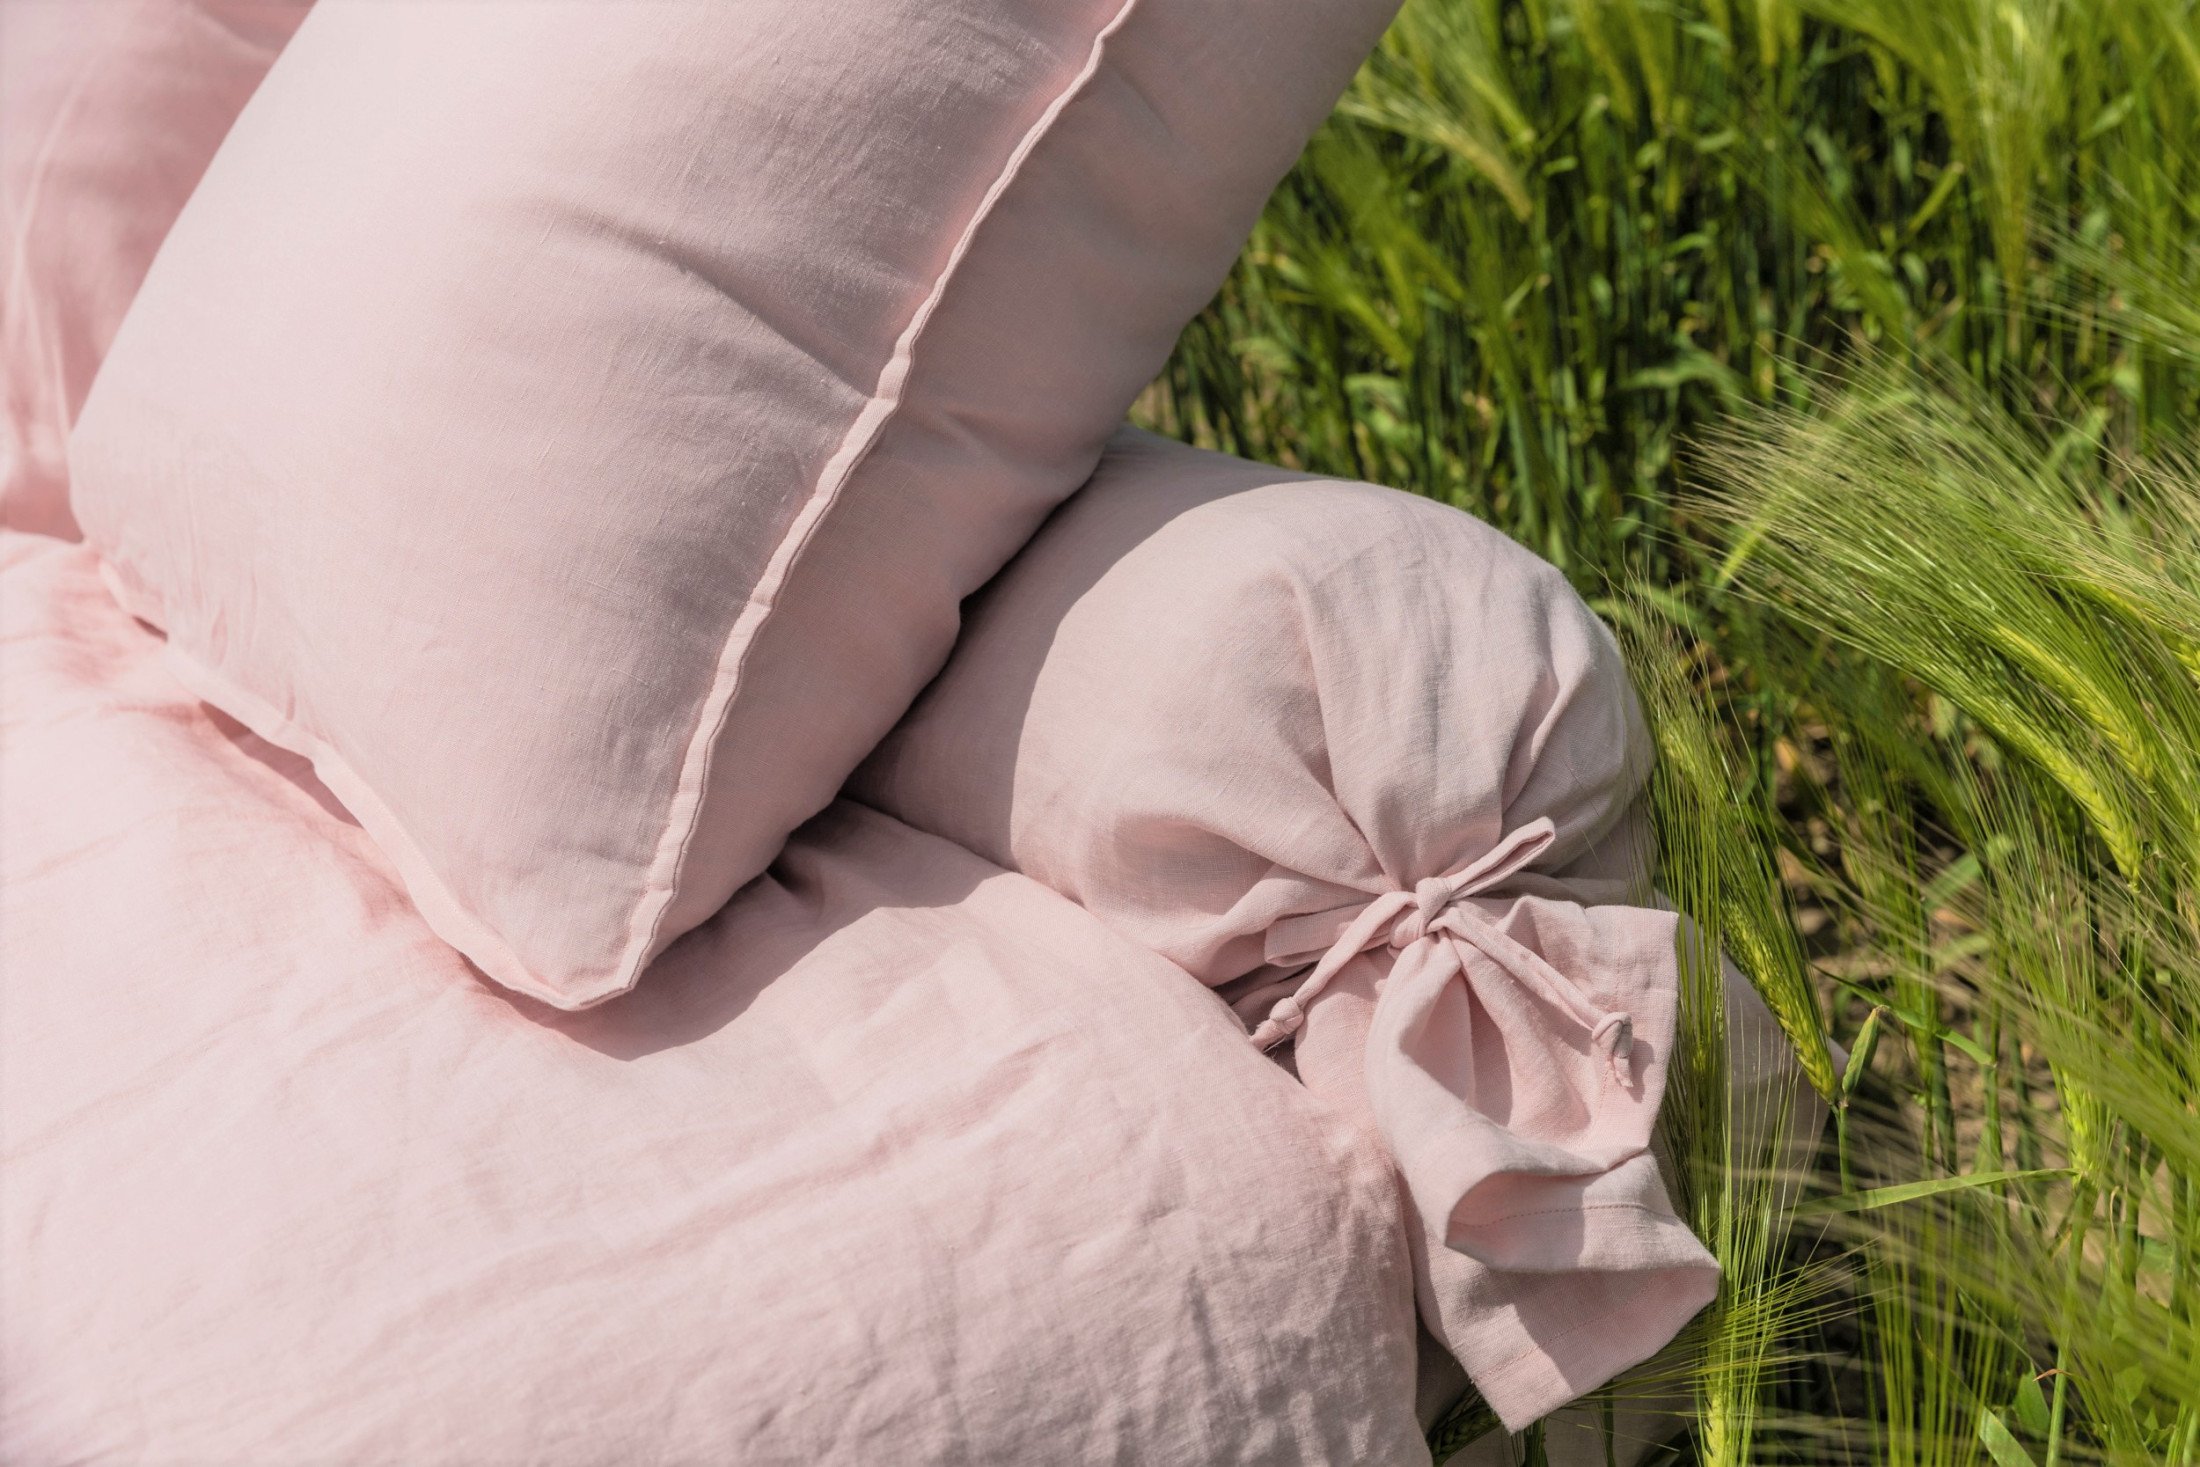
{"left": 0, "top": 532, "right": 1430, "bottom": 1464}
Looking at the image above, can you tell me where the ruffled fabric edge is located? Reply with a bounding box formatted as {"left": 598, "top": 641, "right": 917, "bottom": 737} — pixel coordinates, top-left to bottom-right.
{"left": 1258, "top": 824, "right": 1719, "bottom": 1431}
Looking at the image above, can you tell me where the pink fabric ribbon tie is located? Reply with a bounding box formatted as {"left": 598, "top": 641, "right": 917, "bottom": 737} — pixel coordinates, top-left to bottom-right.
{"left": 1248, "top": 817, "right": 1634, "bottom": 1081}
{"left": 1246, "top": 815, "right": 1696, "bottom": 1279}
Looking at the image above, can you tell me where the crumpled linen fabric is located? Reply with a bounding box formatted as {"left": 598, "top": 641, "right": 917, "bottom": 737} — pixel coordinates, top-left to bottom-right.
{"left": 0, "top": 531, "right": 1429, "bottom": 1465}
{"left": 0, "top": 0, "right": 312, "bottom": 538}
{"left": 1432, "top": 939, "right": 1830, "bottom": 1464}
{"left": 857, "top": 427, "right": 1722, "bottom": 1429}
{"left": 66, "top": 0, "right": 1402, "bottom": 1009}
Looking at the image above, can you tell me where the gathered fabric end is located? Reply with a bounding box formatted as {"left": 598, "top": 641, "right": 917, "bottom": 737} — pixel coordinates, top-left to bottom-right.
{"left": 1247, "top": 814, "right": 1716, "bottom": 1423}
{"left": 1246, "top": 994, "right": 1305, "bottom": 1052}
{"left": 1248, "top": 814, "right": 1638, "bottom": 1088}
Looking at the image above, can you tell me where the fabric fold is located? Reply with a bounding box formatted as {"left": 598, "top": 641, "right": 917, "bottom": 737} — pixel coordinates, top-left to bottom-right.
{"left": 1252, "top": 816, "right": 1721, "bottom": 1431}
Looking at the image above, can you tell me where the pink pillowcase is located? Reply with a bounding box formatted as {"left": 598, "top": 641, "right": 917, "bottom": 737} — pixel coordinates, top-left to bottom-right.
{"left": 67, "top": 0, "right": 1401, "bottom": 1008}
{"left": 0, "top": 0, "right": 311, "bottom": 539}
{"left": 855, "top": 428, "right": 1722, "bottom": 1428}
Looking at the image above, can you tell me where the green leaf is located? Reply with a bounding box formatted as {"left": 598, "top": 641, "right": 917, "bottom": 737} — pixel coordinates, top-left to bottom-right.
{"left": 1978, "top": 1408, "right": 2039, "bottom": 1467}
{"left": 1917, "top": 852, "right": 1982, "bottom": 912}
{"left": 1840, "top": 1007, "right": 1885, "bottom": 1098}
{"left": 1621, "top": 349, "right": 1747, "bottom": 401}
{"left": 2081, "top": 93, "right": 2137, "bottom": 141}
{"left": 1824, "top": 978, "right": 1997, "bottom": 1067}
{"left": 1926, "top": 931, "right": 1993, "bottom": 970}
{"left": 1935, "top": 1026, "right": 1998, "bottom": 1069}
{"left": 1794, "top": 1169, "right": 2069, "bottom": 1219}
{"left": 1900, "top": 160, "right": 1967, "bottom": 239}
{"left": 2012, "top": 1373, "right": 2051, "bottom": 1436}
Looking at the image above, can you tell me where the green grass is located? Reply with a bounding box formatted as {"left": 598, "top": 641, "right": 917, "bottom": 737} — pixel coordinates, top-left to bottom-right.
{"left": 1146, "top": 0, "right": 2200, "bottom": 1459}
{"left": 1145, "top": 0, "right": 2199, "bottom": 586}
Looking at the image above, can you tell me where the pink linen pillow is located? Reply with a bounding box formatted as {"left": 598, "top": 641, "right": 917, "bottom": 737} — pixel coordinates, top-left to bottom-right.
{"left": 853, "top": 428, "right": 1722, "bottom": 1429}
{"left": 0, "top": 0, "right": 311, "bottom": 539}
{"left": 67, "top": 0, "right": 1402, "bottom": 1009}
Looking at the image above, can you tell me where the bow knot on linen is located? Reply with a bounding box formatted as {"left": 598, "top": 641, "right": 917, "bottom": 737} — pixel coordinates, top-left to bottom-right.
{"left": 1392, "top": 875, "right": 1456, "bottom": 948}
{"left": 1246, "top": 815, "right": 1637, "bottom": 1085}
{"left": 1239, "top": 809, "right": 1720, "bottom": 1402}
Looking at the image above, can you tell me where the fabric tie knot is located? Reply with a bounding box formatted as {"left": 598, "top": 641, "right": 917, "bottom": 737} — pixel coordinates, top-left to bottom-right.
{"left": 1391, "top": 875, "right": 1456, "bottom": 948}
{"left": 1238, "top": 815, "right": 1714, "bottom": 1437}
{"left": 1246, "top": 815, "right": 1637, "bottom": 1084}
{"left": 1258, "top": 822, "right": 1716, "bottom": 1442}
{"left": 1592, "top": 1011, "right": 1634, "bottom": 1066}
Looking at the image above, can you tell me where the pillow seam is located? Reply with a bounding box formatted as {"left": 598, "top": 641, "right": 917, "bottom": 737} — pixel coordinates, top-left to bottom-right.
{"left": 92, "top": 557, "right": 564, "bottom": 1005}
{"left": 612, "top": 0, "right": 1152, "bottom": 995}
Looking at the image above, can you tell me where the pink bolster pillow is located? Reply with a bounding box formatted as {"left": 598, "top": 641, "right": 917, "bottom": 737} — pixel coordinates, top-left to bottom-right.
{"left": 67, "top": 0, "right": 1402, "bottom": 1008}
{"left": 855, "top": 428, "right": 1723, "bottom": 1429}
{"left": 1, "top": 0, "right": 311, "bottom": 539}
